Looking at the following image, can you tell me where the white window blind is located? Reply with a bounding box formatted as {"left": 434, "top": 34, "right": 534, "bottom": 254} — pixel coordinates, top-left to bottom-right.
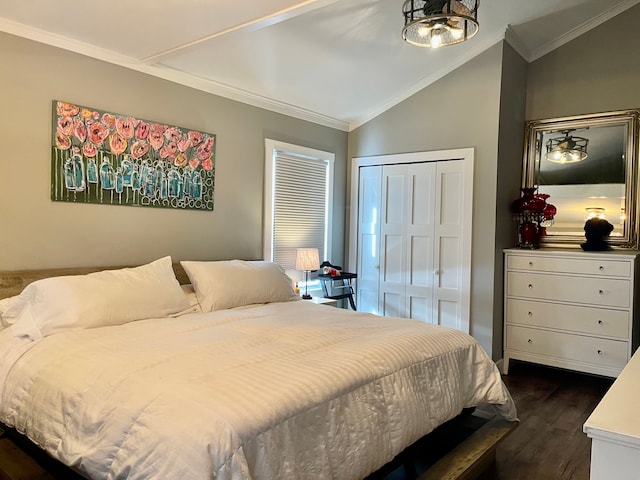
{"left": 264, "top": 140, "right": 334, "bottom": 271}
{"left": 273, "top": 153, "right": 328, "bottom": 269}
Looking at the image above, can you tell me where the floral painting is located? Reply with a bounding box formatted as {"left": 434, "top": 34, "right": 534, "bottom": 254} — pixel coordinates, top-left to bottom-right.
{"left": 51, "top": 100, "right": 215, "bottom": 211}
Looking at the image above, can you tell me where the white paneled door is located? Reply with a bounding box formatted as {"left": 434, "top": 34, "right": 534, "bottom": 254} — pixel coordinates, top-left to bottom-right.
{"left": 352, "top": 150, "right": 472, "bottom": 333}
{"left": 379, "top": 163, "right": 436, "bottom": 322}
{"left": 356, "top": 166, "right": 382, "bottom": 314}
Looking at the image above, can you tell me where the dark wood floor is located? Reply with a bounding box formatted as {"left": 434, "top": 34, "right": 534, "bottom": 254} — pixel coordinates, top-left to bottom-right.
{"left": 0, "top": 360, "right": 613, "bottom": 480}
{"left": 495, "top": 361, "right": 613, "bottom": 480}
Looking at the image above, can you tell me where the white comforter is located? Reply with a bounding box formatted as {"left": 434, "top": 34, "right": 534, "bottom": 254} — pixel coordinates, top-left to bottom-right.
{"left": 0, "top": 301, "right": 516, "bottom": 480}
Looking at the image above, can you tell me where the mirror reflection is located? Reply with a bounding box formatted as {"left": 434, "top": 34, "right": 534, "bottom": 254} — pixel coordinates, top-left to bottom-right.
{"left": 523, "top": 110, "right": 639, "bottom": 248}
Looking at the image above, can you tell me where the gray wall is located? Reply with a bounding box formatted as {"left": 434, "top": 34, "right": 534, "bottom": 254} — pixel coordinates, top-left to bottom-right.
{"left": 527, "top": 4, "right": 640, "bottom": 120}
{"left": 0, "top": 32, "right": 348, "bottom": 270}
{"left": 494, "top": 43, "right": 528, "bottom": 357}
{"left": 348, "top": 42, "right": 510, "bottom": 357}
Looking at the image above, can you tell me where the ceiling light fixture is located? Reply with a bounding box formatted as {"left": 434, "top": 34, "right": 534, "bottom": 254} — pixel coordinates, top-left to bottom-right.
{"left": 545, "top": 130, "right": 589, "bottom": 164}
{"left": 402, "top": 0, "right": 479, "bottom": 48}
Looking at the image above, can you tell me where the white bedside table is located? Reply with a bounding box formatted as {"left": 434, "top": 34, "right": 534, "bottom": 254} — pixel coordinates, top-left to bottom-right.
{"left": 307, "top": 297, "right": 338, "bottom": 307}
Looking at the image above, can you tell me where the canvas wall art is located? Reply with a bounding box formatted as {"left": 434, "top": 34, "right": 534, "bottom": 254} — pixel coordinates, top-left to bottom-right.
{"left": 51, "top": 100, "right": 216, "bottom": 211}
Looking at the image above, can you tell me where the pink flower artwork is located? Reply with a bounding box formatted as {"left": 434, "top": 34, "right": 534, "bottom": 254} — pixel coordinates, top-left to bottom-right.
{"left": 52, "top": 100, "right": 216, "bottom": 211}
{"left": 115, "top": 117, "right": 135, "bottom": 139}
{"left": 74, "top": 119, "right": 87, "bottom": 143}
{"left": 188, "top": 131, "right": 203, "bottom": 147}
{"left": 82, "top": 142, "right": 97, "bottom": 157}
{"left": 56, "top": 132, "right": 71, "bottom": 150}
{"left": 57, "top": 116, "right": 74, "bottom": 136}
{"left": 177, "top": 135, "right": 191, "bottom": 153}
{"left": 130, "top": 140, "right": 150, "bottom": 159}
{"left": 56, "top": 101, "right": 79, "bottom": 117}
{"left": 87, "top": 121, "right": 109, "bottom": 146}
{"left": 135, "top": 121, "right": 150, "bottom": 140}
{"left": 108, "top": 133, "right": 127, "bottom": 156}
{"left": 196, "top": 137, "right": 214, "bottom": 161}
{"left": 202, "top": 158, "right": 213, "bottom": 171}
{"left": 164, "top": 127, "right": 181, "bottom": 143}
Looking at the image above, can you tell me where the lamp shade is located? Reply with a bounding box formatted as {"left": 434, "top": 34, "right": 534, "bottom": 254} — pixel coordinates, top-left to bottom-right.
{"left": 296, "top": 248, "right": 319, "bottom": 271}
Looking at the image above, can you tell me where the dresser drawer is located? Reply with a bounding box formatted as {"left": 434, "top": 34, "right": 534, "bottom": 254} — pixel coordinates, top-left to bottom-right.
{"left": 506, "top": 325, "right": 628, "bottom": 370}
{"left": 506, "top": 299, "right": 630, "bottom": 339}
{"left": 507, "top": 271, "right": 630, "bottom": 308}
{"left": 506, "top": 255, "right": 631, "bottom": 277}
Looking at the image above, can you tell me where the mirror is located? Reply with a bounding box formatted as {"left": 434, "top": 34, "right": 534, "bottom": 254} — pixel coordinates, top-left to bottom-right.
{"left": 523, "top": 110, "right": 640, "bottom": 248}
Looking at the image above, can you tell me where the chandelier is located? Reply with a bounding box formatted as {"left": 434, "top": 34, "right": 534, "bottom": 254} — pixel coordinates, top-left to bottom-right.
{"left": 545, "top": 130, "right": 589, "bottom": 164}
{"left": 402, "top": 0, "right": 479, "bottom": 48}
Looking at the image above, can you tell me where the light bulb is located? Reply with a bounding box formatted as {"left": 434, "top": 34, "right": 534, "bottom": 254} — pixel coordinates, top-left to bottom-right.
{"left": 417, "top": 25, "right": 430, "bottom": 37}
{"left": 450, "top": 26, "right": 464, "bottom": 39}
{"left": 430, "top": 27, "right": 445, "bottom": 48}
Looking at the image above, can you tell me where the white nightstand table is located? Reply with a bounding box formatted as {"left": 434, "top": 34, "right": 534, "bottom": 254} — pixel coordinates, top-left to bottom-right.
{"left": 307, "top": 297, "right": 338, "bottom": 307}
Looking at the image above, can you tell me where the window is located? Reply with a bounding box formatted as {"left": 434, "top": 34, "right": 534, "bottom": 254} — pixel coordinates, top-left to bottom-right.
{"left": 263, "top": 139, "right": 334, "bottom": 278}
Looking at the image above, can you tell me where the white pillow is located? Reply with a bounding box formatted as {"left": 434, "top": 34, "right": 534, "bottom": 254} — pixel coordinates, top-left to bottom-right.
{"left": 180, "top": 260, "right": 299, "bottom": 312}
{"left": 171, "top": 284, "right": 203, "bottom": 316}
{"left": 11, "top": 256, "right": 190, "bottom": 340}
{"left": 0, "top": 295, "right": 24, "bottom": 329}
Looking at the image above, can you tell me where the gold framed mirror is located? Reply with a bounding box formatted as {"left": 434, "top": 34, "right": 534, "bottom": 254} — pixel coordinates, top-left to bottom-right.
{"left": 523, "top": 109, "right": 640, "bottom": 248}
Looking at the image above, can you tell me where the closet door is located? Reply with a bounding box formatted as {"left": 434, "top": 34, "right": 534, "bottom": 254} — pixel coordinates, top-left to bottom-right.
{"left": 379, "top": 164, "right": 408, "bottom": 318}
{"left": 405, "top": 163, "right": 436, "bottom": 322}
{"left": 351, "top": 149, "right": 473, "bottom": 333}
{"left": 379, "top": 163, "right": 436, "bottom": 320}
{"left": 356, "top": 166, "right": 381, "bottom": 314}
{"left": 433, "top": 160, "right": 466, "bottom": 330}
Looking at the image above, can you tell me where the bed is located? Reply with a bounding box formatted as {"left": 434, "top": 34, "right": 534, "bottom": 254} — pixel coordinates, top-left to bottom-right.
{"left": 0, "top": 257, "right": 517, "bottom": 480}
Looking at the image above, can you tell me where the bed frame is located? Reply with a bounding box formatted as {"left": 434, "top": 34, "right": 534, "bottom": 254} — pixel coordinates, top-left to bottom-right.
{"left": 0, "top": 265, "right": 518, "bottom": 480}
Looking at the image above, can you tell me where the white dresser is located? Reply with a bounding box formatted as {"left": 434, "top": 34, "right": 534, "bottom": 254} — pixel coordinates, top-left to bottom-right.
{"left": 503, "top": 248, "right": 639, "bottom": 377}
{"left": 584, "top": 348, "right": 640, "bottom": 479}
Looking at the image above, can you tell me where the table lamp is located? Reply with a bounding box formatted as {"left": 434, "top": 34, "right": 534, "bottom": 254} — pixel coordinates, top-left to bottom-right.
{"left": 296, "top": 248, "right": 319, "bottom": 299}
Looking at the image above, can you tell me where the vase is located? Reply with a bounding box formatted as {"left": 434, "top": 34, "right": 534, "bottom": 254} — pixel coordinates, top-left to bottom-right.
{"left": 512, "top": 187, "right": 545, "bottom": 214}
{"left": 535, "top": 192, "right": 557, "bottom": 221}
{"left": 519, "top": 222, "right": 539, "bottom": 248}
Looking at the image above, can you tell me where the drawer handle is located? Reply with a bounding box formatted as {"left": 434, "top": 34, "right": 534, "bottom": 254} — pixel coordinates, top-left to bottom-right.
{"left": 528, "top": 284, "right": 533, "bottom": 289}
{"left": 599, "top": 266, "right": 605, "bottom": 271}
{"left": 527, "top": 339, "right": 533, "bottom": 344}
{"left": 528, "top": 311, "right": 533, "bottom": 317}
{"left": 528, "top": 261, "right": 534, "bottom": 267}
{"left": 598, "top": 320, "right": 604, "bottom": 325}
{"left": 598, "top": 290, "right": 604, "bottom": 295}
{"left": 597, "top": 350, "right": 603, "bottom": 356}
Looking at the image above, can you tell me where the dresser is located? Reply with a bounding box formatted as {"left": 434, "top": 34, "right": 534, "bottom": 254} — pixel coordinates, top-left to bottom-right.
{"left": 503, "top": 248, "right": 639, "bottom": 377}
{"left": 584, "top": 348, "right": 640, "bottom": 479}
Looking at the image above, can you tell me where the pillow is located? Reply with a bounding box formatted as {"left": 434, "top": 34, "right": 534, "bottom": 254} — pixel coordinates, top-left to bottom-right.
{"left": 11, "top": 256, "right": 190, "bottom": 340}
{"left": 0, "top": 295, "right": 24, "bottom": 329}
{"left": 181, "top": 260, "right": 299, "bottom": 312}
{"left": 171, "top": 284, "right": 203, "bottom": 316}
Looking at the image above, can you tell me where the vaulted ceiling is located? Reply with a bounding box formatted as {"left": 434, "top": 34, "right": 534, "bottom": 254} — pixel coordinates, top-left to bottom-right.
{"left": 1, "top": 0, "right": 638, "bottom": 131}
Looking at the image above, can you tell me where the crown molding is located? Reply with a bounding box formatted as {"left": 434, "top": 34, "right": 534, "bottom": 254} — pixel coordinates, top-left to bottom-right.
{"left": 0, "top": 18, "right": 350, "bottom": 132}
{"left": 503, "top": 26, "right": 532, "bottom": 62}
{"left": 527, "top": 0, "right": 640, "bottom": 62}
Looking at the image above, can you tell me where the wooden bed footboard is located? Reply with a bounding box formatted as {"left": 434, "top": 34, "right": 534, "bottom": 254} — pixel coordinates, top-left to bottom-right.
{"left": 0, "top": 412, "right": 517, "bottom": 480}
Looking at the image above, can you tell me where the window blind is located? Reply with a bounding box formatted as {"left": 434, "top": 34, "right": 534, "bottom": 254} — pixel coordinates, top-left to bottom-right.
{"left": 272, "top": 152, "right": 328, "bottom": 269}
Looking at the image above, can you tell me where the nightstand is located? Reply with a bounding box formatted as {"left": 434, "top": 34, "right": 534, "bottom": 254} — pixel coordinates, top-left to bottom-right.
{"left": 318, "top": 273, "right": 357, "bottom": 310}
{"left": 308, "top": 297, "right": 338, "bottom": 307}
